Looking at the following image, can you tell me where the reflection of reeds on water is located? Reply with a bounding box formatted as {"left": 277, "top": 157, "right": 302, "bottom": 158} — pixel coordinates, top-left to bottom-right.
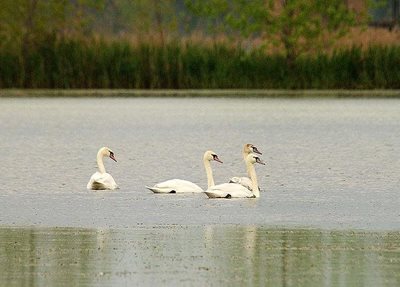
{"left": 200, "top": 226, "right": 400, "bottom": 286}
{"left": 0, "top": 226, "right": 399, "bottom": 286}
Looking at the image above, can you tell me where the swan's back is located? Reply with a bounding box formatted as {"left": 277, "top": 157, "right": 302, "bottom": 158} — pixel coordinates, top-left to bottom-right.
{"left": 229, "top": 176, "right": 262, "bottom": 192}
{"left": 146, "top": 179, "right": 203, "bottom": 193}
{"left": 205, "top": 183, "right": 255, "bottom": 198}
{"left": 87, "top": 172, "right": 118, "bottom": 190}
{"left": 229, "top": 176, "right": 253, "bottom": 191}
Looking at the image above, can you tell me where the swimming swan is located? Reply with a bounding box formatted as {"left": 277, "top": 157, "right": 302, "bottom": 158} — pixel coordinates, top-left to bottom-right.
{"left": 146, "top": 150, "right": 222, "bottom": 193}
{"left": 87, "top": 147, "right": 118, "bottom": 190}
{"left": 205, "top": 154, "right": 265, "bottom": 198}
{"left": 229, "top": 144, "right": 262, "bottom": 191}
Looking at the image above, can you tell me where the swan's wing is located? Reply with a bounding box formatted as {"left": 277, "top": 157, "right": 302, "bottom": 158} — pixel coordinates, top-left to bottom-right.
{"left": 229, "top": 176, "right": 253, "bottom": 191}
{"left": 229, "top": 177, "right": 262, "bottom": 192}
{"left": 87, "top": 172, "right": 118, "bottom": 190}
{"left": 205, "top": 183, "right": 255, "bottom": 198}
{"left": 146, "top": 179, "right": 203, "bottom": 193}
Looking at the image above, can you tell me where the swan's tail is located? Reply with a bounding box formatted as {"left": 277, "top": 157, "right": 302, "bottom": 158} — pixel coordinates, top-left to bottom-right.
{"left": 145, "top": 185, "right": 162, "bottom": 193}
{"left": 90, "top": 181, "right": 108, "bottom": 190}
{"left": 204, "top": 191, "right": 221, "bottom": 198}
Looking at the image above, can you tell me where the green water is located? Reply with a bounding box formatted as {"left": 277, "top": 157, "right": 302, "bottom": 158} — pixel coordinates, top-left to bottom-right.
{"left": 0, "top": 226, "right": 399, "bottom": 287}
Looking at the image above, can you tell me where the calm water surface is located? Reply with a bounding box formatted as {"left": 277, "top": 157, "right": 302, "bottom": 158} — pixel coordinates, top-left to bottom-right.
{"left": 0, "top": 96, "right": 399, "bottom": 286}
{"left": 0, "top": 226, "right": 399, "bottom": 287}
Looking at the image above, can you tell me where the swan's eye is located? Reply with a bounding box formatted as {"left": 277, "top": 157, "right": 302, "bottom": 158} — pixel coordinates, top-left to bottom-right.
{"left": 212, "top": 154, "right": 217, "bottom": 159}
{"left": 110, "top": 152, "right": 114, "bottom": 157}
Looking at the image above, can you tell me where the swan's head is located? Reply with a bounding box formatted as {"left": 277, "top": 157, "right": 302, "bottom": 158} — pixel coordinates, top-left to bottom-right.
{"left": 244, "top": 144, "right": 262, "bottom": 155}
{"left": 100, "top": 147, "right": 117, "bottom": 162}
{"left": 204, "top": 150, "right": 223, "bottom": 163}
{"left": 246, "top": 153, "right": 265, "bottom": 165}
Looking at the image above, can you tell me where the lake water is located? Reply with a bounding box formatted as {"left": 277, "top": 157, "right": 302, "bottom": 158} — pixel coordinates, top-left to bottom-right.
{"left": 0, "top": 96, "right": 399, "bottom": 286}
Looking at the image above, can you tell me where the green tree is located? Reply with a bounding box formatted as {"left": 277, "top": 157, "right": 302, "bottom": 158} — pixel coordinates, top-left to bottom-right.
{"left": 0, "top": 0, "right": 105, "bottom": 86}
{"left": 0, "top": 0, "right": 105, "bottom": 50}
{"left": 184, "top": 0, "right": 273, "bottom": 42}
{"left": 184, "top": 0, "right": 376, "bottom": 62}
{"left": 276, "top": 0, "right": 359, "bottom": 63}
{"left": 111, "top": 0, "right": 178, "bottom": 45}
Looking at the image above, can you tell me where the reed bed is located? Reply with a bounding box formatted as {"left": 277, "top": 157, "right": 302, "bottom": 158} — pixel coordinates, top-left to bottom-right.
{"left": 1, "top": 38, "right": 400, "bottom": 89}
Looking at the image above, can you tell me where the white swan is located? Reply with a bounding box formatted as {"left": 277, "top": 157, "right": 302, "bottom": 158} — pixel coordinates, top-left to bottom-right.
{"left": 87, "top": 147, "right": 118, "bottom": 190}
{"left": 146, "top": 150, "right": 222, "bottom": 193}
{"left": 205, "top": 153, "right": 265, "bottom": 198}
{"left": 229, "top": 144, "right": 262, "bottom": 191}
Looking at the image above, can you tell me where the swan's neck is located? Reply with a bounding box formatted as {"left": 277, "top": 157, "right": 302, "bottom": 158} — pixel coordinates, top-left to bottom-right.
{"left": 246, "top": 164, "right": 251, "bottom": 178}
{"left": 204, "top": 159, "right": 215, "bottom": 188}
{"left": 97, "top": 151, "right": 106, "bottom": 174}
{"left": 243, "top": 151, "right": 250, "bottom": 177}
{"left": 247, "top": 162, "right": 259, "bottom": 198}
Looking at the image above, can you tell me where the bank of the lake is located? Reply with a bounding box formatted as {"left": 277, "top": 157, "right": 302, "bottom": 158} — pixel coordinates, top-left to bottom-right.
{"left": 1, "top": 89, "right": 400, "bottom": 98}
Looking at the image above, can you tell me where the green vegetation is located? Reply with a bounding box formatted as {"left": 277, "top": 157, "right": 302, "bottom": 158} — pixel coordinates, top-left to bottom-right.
{"left": 184, "top": 0, "right": 363, "bottom": 63}
{"left": 1, "top": 38, "right": 400, "bottom": 89}
{"left": 0, "top": 0, "right": 396, "bottom": 89}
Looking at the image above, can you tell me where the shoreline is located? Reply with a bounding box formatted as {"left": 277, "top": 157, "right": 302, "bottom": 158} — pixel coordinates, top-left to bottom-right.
{"left": 1, "top": 89, "right": 400, "bottom": 98}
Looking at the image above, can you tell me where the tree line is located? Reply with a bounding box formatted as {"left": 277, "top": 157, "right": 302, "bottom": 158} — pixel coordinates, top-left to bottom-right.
{"left": 1, "top": 0, "right": 395, "bottom": 89}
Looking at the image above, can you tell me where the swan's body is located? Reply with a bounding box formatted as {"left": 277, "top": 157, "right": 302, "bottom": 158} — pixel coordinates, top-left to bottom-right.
{"left": 206, "top": 182, "right": 256, "bottom": 198}
{"left": 87, "top": 172, "right": 118, "bottom": 190}
{"left": 206, "top": 154, "right": 264, "bottom": 199}
{"left": 146, "top": 151, "right": 222, "bottom": 193}
{"left": 146, "top": 179, "right": 203, "bottom": 193}
{"left": 229, "top": 144, "right": 262, "bottom": 191}
{"left": 87, "top": 147, "right": 118, "bottom": 190}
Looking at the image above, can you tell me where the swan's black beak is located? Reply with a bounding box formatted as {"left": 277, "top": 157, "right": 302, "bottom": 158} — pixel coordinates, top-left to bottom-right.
{"left": 255, "top": 157, "right": 265, "bottom": 165}
{"left": 213, "top": 155, "right": 223, "bottom": 163}
{"left": 252, "top": 146, "right": 262, "bottom": 155}
{"left": 110, "top": 154, "right": 117, "bottom": 162}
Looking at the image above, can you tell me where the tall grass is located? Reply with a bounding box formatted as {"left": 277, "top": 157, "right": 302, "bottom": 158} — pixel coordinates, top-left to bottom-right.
{"left": 1, "top": 37, "right": 400, "bottom": 89}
